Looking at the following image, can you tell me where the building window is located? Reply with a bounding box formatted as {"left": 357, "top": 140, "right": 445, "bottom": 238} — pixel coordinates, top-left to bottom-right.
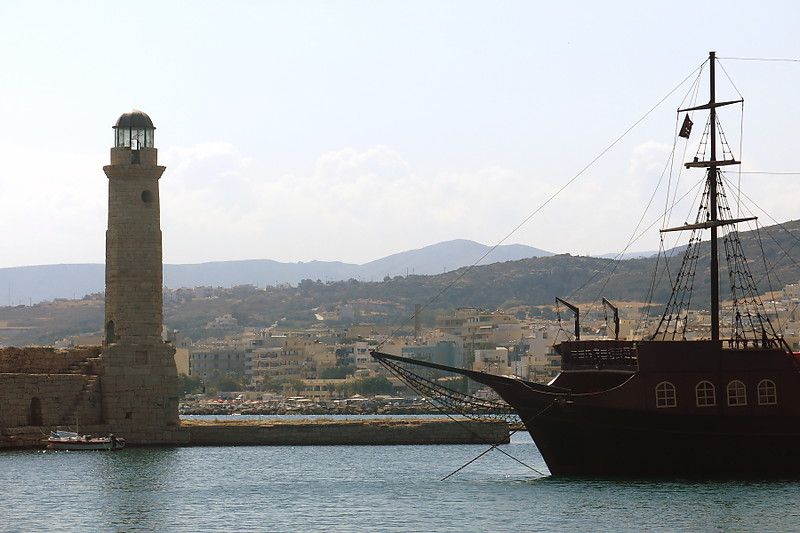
{"left": 757, "top": 379, "right": 777, "bottom": 405}
{"left": 696, "top": 381, "right": 716, "bottom": 407}
{"left": 727, "top": 380, "right": 747, "bottom": 406}
{"left": 655, "top": 381, "right": 676, "bottom": 408}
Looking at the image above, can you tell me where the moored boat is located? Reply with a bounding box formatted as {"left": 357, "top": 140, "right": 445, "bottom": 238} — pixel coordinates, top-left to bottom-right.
{"left": 372, "top": 51, "right": 800, "bottom": 477}
{"left": 47, "top": 430, "right": 125, "bottom": 451}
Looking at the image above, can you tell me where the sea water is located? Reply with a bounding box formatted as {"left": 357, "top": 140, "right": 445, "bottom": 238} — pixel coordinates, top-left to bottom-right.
{"left": 1, "top": 425, "right": 799, "bottom": 532}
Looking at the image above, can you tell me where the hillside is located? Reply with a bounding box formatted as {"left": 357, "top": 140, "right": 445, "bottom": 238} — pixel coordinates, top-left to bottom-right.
{"left": 1, "top": 218, "right": 798, "bottom": 346}
{"left": 0, "top": 240, "right": 552, "bottom": 306}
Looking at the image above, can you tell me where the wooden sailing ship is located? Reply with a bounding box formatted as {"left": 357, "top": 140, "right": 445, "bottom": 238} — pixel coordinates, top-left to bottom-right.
{"left": 373, "top": 52, "right": 800, "bottom": 477}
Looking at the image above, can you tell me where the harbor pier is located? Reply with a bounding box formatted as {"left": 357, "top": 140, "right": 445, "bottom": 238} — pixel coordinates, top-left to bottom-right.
{"left": 183, "top": 418, "right": 510, "bottom": 446}
{"left": 0, "top": 418, "right": 510, "bottom": 449}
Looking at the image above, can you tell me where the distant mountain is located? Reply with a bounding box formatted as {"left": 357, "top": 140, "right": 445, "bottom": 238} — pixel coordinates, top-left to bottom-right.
{"left": 1, "top": 264, "right": 106, "bottom": 306}
{"left": 595, "top": 251, "right": 658, "bottom": 260}
{"left": 163, "top": 259, "right": 358, "bottom": 289}
{"left": 0, "top": 240, "right": 552, "bottom": 305}
{"left": 594, "top": 244, "right": 690, "bottom": 260}
{"left": 358, "top": 240, "right": 552, "bottom": 279}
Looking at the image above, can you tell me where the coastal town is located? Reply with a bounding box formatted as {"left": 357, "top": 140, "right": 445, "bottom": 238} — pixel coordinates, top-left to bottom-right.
{"left": 55, "top": 279, "right": 800, "bottom": 411}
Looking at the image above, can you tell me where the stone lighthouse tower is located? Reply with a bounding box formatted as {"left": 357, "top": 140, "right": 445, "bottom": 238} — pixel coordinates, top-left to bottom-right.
{"left": 101, "top": 110, "right": 185, "bottom": 444}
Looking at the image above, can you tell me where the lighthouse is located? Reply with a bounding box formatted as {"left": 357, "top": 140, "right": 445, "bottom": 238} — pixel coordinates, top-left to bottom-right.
{"left": 101, "top": 110, "right": 184, "bottom": 444}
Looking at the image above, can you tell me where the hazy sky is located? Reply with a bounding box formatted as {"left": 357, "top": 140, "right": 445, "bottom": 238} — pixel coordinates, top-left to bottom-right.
{"left": 1, "top": 1, "right": 799, "bottom": 268}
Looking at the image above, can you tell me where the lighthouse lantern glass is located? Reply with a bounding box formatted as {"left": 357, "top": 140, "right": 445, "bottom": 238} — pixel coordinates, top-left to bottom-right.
{"left": 115, "top": 126, "right": 154, "bottom": 149}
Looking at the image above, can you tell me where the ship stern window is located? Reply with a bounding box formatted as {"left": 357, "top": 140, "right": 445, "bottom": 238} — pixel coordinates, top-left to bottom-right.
{"left": 727, "top": 380, "right": 747, "bottom": 406}
{"left": 757, "top": 379, "right": 777, "bottom": 405}
{"left": 695, "top": 381, "right": 716, "bottom": 407}
{"left": 655, "top": 381, "right": 676, "bottom": 408}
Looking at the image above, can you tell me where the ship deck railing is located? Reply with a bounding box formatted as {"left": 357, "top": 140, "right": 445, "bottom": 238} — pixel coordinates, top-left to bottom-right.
{"left": 725, "top": 336, "right": 790, "bottom": 352}
{"left": 556, "top": 340, "right": 638, "bottom": 370}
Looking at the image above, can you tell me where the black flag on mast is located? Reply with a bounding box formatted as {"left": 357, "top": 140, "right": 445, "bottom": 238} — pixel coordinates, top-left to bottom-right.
{"left": 678, "top": 115, "right": 693, "bottom": 138}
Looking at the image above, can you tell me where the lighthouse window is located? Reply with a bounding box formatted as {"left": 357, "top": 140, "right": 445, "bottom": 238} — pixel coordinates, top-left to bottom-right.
{"left": 655, "top": 381, "right": 676, "bottom": 408}
{"left": 131, "top": 129, "right": 145, "bottom": 150}
{"left": 695, "top": 381, "right": 716, "bottom": 407}
{"left": 116, "top": 128, "right": 130, "bottom": 148}
{"left": 757, "top": 379, "right": 777, "bottom": 405}
{"left": 727, "top": 380, "right": 747, "bottom": 406}
{"left": 141, "top": 190, "right": 153, "bottom": 203}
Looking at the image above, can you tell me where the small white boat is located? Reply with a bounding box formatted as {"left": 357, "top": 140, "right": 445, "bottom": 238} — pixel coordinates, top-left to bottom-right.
{"left": 47, "top": 430, "right": 125, "bottom": 451}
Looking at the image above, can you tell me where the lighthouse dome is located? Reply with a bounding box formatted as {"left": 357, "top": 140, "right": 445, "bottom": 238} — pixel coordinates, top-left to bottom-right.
{"left": 113, "top": 110, "right": 156, "bottom": 149}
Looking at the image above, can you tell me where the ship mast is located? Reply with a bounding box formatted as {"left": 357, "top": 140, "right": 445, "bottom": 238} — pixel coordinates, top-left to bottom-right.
{"left": 708, "top": 51, "right": 720, "bottom": 340}
{"left": 662, "top": 51, "right": 747, "bottom": 341}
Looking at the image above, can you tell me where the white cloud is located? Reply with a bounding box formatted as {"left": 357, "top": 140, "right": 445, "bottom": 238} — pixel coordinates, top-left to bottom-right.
{"left": 0, "top": 145, "right": 106, "bottom": 267}
{"left": 3, "top": 137, "right": 795, "bottom": 269}
{"left": 157, "top": 143, "right": 570, "bottom": 264}
{"left": 155, "top": 137, "right": 712, "bottom": 265}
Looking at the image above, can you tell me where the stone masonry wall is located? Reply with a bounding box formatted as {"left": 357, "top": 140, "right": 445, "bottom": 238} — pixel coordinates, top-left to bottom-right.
{"left": 0, "top": 346, "right": 106, "bottom": 445}
{"left": 0, "top": 346, "right": 102, "bottom": 374}
{"left": 104, "top": 149, "right": 166, "bottom": 346}
{"left": 0, "top": 373, "right": 103, "bottom": 427}
{"left": 100, "top": 342, "right": 188, "bottom": 445}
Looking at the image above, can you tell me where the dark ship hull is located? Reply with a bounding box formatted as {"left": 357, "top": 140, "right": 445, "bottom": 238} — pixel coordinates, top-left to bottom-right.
{"left": 483, "top": 339, "right": 800, "bottom": 477}
{"left": 374, "top": 341, "right": 800, "bottom": 477}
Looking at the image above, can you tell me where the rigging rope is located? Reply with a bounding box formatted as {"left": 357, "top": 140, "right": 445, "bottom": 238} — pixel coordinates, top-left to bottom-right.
{"left": 374, "top": 356, "right": 517, "bottom": 423}
{"left": 374, "top": 64, "right": 703, "bottom": 352}
{"left": 374, "top": 354, "right": 547, "bottom": 478}
{"left": 440, "top": 429, "right": 546, "bottom": 480}
{"left": 719, "top": 56, "right": 800, "bottom": 62}
{"left": 375, "top": 55, "right": 798, "bottom": 353}
{"left": 559, "top": 64, "right": 708, "bottom": 330}
{"left": 738, "top": 171, "right": 800, "bottom": 175}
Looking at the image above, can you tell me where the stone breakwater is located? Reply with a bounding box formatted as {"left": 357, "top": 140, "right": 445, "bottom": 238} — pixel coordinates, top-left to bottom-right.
{"left": 1, "top": 418, "right": 510, "bottom": 449}
{"left": 183, "top": 418, "right": 510, "bottom": 446}
{"left": 0, "top": 346, "right": 103, "bottom": 374}
{"left": 180, "top": 405, "right": 486, "bottom": 416}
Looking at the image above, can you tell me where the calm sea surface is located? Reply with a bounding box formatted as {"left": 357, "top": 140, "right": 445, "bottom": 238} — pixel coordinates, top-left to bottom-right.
{"left": 2, "top": 416, "right": 799, "bottom": 532}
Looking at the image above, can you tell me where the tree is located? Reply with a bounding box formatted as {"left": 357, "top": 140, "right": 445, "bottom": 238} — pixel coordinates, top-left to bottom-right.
{"left": 216, "top": 374, "right": 243, "bottom": 392}
{"left": 271, "top": 378, "right": 306, "bottom": 395}
{"left": 333, "top": 382, "right": 354, "bottom": 398}
{"left": 264, "top": 380, "right": 285, "bottom": 394}
{"left": 178, "top": 373, "right": 205, "bottom": 394}
{"left": 352, "top": 376, "right": 394, "bottom": 395}
{"left": 320, "top": 366, "right": 356, "bottom": 379}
